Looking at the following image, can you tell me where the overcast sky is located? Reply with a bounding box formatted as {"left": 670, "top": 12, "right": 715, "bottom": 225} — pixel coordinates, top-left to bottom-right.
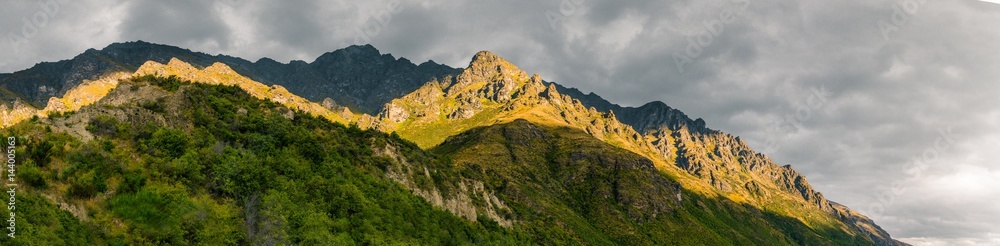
{"left": 2, "top": 0, "right": 999, "bottom": 244}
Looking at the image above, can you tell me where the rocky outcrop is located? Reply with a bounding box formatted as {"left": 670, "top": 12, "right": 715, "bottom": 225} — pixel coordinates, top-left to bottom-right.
{"left": 0, "top": 99, "right": 36, "bottom": 128}
{"left": 381, "top": 102, "right": 410, "bottom": 123}
{"left": 132, "top": 58, "right": 363, "bottom": 126}
{"left": 42, "top": 72, "right": 130, "bottom": 113}
{"left": 0, "top": 72, "right": 133, "bottom": 128}
{"left": 373, "top": 142, "right": 514, "bottom": 228}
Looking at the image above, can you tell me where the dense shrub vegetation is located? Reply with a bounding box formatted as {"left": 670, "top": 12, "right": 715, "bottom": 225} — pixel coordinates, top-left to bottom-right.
{"left": 2, "top": 79, "right": 522, "bottom": 245}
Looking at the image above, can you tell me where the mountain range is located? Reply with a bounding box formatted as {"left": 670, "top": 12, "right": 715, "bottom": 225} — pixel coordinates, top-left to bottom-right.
{"left": 0, "top": 41, "right": 907, "bottom": 245}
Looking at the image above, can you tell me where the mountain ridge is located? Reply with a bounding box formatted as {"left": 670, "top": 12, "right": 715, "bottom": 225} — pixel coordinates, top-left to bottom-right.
{"left": 374, "top": 50, "right": 905, "bottom": 245}
{"left": 0, "top": 41, "right": 906, "bottom": 245}
{"left": 0, "top": 41, "right": 458, "bottom": 115}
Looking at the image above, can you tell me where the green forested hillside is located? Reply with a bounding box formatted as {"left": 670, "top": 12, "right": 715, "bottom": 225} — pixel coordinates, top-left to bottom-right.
{"left": 1, "top": 76, "right": 870, "bottom": 245}
{"left": 1, "top": 78, "right": 520, "bottom": 245}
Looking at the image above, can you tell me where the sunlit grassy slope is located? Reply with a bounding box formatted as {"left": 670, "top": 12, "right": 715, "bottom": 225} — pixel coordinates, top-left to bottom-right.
{"left": 432, "top": 119, "right": 871, "bottom": 245}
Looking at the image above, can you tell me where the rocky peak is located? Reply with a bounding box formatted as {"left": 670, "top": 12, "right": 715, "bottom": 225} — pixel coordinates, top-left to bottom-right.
{"left": 312, "top": 44, "right": 384, "bottom": 66}
{"left": 461, "top": 51, "right": 526, "bottom": 83}
{"left": 520, "top": 74, "right": 548, "bottom": 98}
{"left": 0, "top": 98, "right": 37, "bottom": 128}
{"left": 204, "top": 62, "right": 240, "bottom": 76}
{"left": 530, "top": 73, "right": 543, "bottom": 84}
{"left": 618, "top": 101, "right": 711, "bottom": 134}
{"left": 167, "top": 58, "right": 198, "bottom": 73}
{"left": 342, "top": 44, "right": 381, "bottom": 56}
{"left": 468, "top": 51, "right": 513, "bottom": 69}
{"left": 543, "top": 83, "right": 562, "bottom": 100}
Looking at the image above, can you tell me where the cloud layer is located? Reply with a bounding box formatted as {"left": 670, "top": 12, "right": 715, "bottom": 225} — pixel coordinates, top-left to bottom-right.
{"left": 2, "top": 0, "right": 998, "bottom": 244}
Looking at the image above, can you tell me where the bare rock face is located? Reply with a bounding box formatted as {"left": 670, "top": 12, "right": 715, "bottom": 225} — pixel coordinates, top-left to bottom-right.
{"left": 374, "top": 143, "right": 515, "bottom": 228}
{"left": 321, "top": 97, "right": 357, "bottom": 120}
{"left": 448, "top": 107, "right": 476, "bottom": 120}
{"left": 271, "top": 106, "right": 295, "bottom": 120}
{"left": 321, "top": 97, "right": 338, "bottom": 109}
{"left": 339, "top": 107, "right": 354, "bottom": 120}
{"left": 381, "top": 102, "right": 410, "bottom": 123}
{"left": 41, "top": 72, "right": 127, "bottom": 112}
{"left": 44, "top": 98, "right": 67, "bottom": 112}
{"left": 269, "top": 85, "right": 292, "bottom": 104}
{"left": 478, "top": 76, "right": 516, "bottom": 103}
{"left": 0, "top": 99, "right": 38, "bottom": 128}
{"left": 457, "top": 51, "right": 527, "bottom": 86}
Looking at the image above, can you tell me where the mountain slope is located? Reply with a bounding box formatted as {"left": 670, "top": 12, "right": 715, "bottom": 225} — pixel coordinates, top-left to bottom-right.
{"left": 432, "top": 119, "right": 871, "bottom": 245}
{"left": 2, "top": 76, "right": 532, "bottom": 245}
{"left": 553, "top": 82, "right": 904, "bottom": 245}
{"left": 378, "top": 50, "right": 905, "bottom": 245}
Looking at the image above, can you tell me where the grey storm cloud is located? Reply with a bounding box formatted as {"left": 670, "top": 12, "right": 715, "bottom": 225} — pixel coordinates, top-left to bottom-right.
{"left": 118, "top": 0, "right": 233, "bottom": 49}
{"left": 2, "top": 0, "right": 999, "bottom": 244}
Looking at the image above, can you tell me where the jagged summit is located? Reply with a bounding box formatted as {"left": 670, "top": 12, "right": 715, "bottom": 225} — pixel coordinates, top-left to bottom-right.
{"left": 463, "top": 51, "right": 524, "bottom": 81}
{"left": 641, "top": 100, "right": 669, "bottom": 108}
{"left": 419, "top": 60, "right": 441, "bottom": 67}
{"left": 103, "top": 40, "right": 173, "bottom": 50}
{"left": 467, "top": 51, "right": 515, "bottom": 68}
{"left": 255, "top": 57, "right": 280, "bottom": 64}
{"left": 344, "top": 44, "right": 380, "bottom": 53}
{"left": 312, "top": 44, "right": 382, "bottom": 64}
{"left": 469, "top": 51, "right": 507, "bottom": 65}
